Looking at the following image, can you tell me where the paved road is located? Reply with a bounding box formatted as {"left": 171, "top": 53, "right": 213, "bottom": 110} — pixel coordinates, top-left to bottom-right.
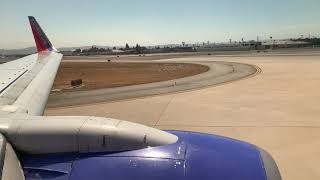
{"left": 47, "top": 61, "right": 257, "bottom": 107}
{"left": 46, "top": 54, "right": 320, "bottom": 180}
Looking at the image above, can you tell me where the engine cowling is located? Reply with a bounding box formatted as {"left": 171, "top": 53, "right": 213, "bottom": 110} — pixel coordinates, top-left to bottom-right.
{"left": 0, "top": 116, "right": 178, "bottom": 154}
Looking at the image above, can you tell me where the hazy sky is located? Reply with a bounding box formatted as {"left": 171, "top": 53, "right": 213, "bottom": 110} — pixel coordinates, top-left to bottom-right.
{"left": 1, "top": 0, "right": 320, "bottom": 49}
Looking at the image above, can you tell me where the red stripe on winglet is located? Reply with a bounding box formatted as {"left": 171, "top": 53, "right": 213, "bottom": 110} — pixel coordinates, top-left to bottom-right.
{"left": 30, "top": 21, "right": 47, "bottom": 52}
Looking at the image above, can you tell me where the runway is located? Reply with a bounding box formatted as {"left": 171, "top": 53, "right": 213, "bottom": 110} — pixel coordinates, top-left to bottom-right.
{"left": 46, "top": 53, "right": 320, "bottom": 180}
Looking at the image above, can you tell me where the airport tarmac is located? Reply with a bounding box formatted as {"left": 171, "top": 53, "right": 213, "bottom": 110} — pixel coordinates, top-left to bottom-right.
{"left": 46, "top": 53, "right": 320, "bottom": 180}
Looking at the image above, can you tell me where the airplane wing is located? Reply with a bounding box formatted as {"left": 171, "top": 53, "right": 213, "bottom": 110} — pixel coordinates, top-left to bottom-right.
{"left": 0, "top": 16, "right": 63, "bottom": 116}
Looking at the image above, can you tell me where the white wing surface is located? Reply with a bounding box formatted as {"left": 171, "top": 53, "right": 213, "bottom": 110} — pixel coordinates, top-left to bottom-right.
{"left": 0, "top": 17, "right": 63, "bottom": 116}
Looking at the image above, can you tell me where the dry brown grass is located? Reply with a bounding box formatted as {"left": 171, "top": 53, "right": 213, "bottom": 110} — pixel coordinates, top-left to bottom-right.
{"left": 53, "top": 62, "right": 209, "bottom": 92}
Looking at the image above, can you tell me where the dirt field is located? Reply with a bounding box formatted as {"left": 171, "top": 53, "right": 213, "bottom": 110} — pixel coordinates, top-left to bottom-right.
{"left": 52, "top": 62, "right": 209, "bottom": 92}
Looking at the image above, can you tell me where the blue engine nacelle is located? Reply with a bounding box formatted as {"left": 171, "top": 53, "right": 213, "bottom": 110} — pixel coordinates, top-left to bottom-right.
{"left": 22, "top": 131, "right": 281, "bottom": 180}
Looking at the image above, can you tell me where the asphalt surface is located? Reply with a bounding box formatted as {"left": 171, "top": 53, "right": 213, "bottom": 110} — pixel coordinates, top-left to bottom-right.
{"left": 46, "top": 50, "right": 320, "bottom": 180}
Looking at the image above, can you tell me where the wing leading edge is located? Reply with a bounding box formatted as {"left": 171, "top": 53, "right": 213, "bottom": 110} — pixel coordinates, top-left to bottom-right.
{"left": 0, "top": 17, "right": 63, "bottom": 115}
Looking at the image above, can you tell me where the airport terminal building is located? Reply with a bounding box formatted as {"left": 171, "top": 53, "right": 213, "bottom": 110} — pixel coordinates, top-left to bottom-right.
{"left": 195, "top": 39, "right": 311, "bottom": 52}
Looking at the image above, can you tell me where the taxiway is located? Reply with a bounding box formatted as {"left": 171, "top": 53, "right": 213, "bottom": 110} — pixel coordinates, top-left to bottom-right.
{"left": 46, "top": 52, "right": 320, "bottom": 180}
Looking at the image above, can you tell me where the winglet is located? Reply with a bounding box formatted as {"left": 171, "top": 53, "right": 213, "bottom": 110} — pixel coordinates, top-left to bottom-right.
{"left": 28, "top": 16, "right": 57, "bottom": 53}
